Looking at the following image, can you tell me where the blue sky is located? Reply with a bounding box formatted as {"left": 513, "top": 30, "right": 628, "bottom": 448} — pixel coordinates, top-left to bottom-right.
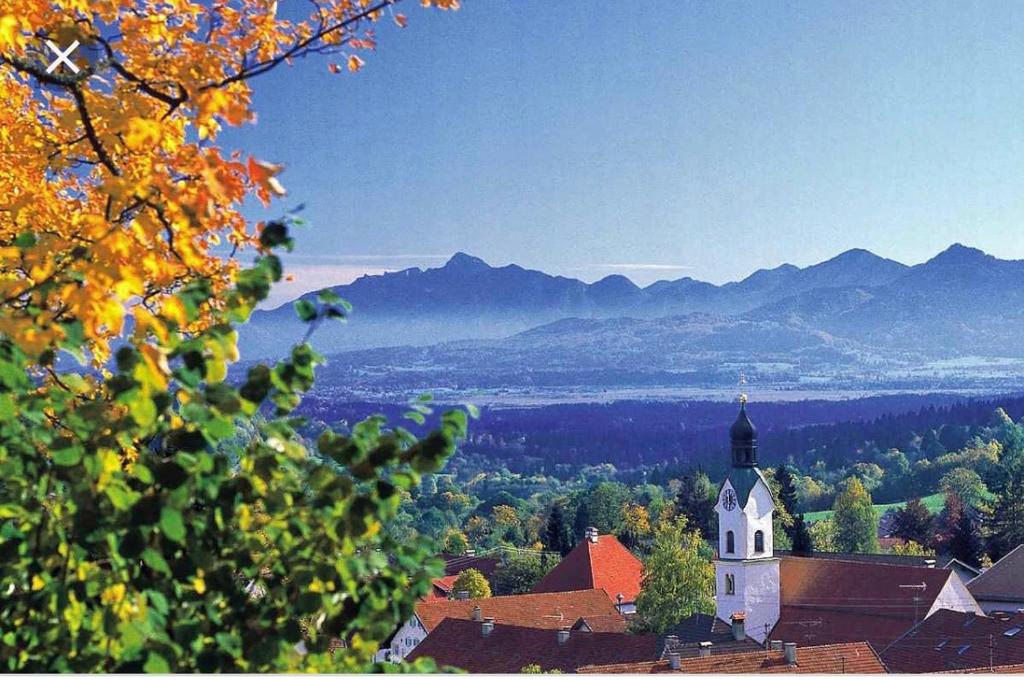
{"left": 223, "top": 1, "right": 1024, "bottom": 305}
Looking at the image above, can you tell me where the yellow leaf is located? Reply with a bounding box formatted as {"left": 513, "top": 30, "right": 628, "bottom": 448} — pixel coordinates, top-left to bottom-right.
{"left": 347, "top": 55, "right": 365, "bottom": 72}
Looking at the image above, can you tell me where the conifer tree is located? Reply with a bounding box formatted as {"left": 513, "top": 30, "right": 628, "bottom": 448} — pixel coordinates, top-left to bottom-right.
{"left": 545, "top": 502, "right": 574, "bottom": 557}
{"left": 790, "top": 513, "right": 814, "bottom": 556}
{"left": 987, "top": 470, "right": 1024, "bottom": 561}
{"left": 891, "top": 497, "right": 935, "bottom": 548}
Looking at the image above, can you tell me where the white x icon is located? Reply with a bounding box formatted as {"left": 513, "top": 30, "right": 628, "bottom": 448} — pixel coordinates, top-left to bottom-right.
{"left": 45, "top": 40, "right": 80, "bottom": 74}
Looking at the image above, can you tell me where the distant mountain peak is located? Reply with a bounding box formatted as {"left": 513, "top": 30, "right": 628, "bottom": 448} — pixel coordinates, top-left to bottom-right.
{"left": 927, "top": 243, "right": 991, "bottom": 265}
{"left": 444, "top": 251, "right": 491, "bottom": 271}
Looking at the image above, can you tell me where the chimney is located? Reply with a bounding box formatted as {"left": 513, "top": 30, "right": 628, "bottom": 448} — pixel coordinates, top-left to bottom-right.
{"left": 482, "top": 617, "right": 495, "bottom": 637}
{"left": 784, "top": 642, "right": 797, "bottom": 666}
{"left": 465, "top": 548, "right": 476, "bottom": 557}
{"left": 456, "top": 590, "right": 470, "bottom": 601}
{"left": 698, "top": 641, "right": 712, "bottom": 658}
{"left": 924, "top": 559, "right": 936, "bottom": 568}
{"left": 770, "top": 640, "right": 783, "bottom": 651}
{"left": 668, "top": 652, "right": 681, "bottom": 670}
{"left": 586, "top": 526, "right": 599, "bottom": 544}
{"left": 471, "top": 606, "right": 483, "bottom": 622}
{"left": 664, "top": 634, "right": 679, "bottom": 652}
{"left": 730, "top": 612, "right": 746, "bottom": 641}
{"left": 557, "top": 628, "right": 570, "bottom": 645}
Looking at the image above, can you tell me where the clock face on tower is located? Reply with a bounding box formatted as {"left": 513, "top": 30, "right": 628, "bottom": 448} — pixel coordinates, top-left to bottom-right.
{"left": 722, "top": 489, "right": 737, "bottom": 511}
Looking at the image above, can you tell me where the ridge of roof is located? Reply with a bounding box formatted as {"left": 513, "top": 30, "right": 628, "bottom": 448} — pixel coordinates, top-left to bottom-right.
{"left": 968, "top": 544, "right": 1024, "bottom": 601}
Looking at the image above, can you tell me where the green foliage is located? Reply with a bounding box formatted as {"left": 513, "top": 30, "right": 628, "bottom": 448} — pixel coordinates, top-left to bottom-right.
{"left": 939, "top": 468, "right": 992, "bottom": 511}
{"left": 544, "top": 502, "right": 573, "bottom": 557}
{"left": 808, "top": 517, "right": 838, "bottom": 553}
{"left": 0, "top": 234, "right": 471, "bottom": 672}
{"left": 493, "top": 552, "right": 551, "bottom": 596}
{"left": 832, "top": 477, "right": 880, "bottom": 553}
{"left": 790, "top": 513, "right": 813, "bottom": 556}
{"left": 442, "top": 529, "right": 470, "bottom": 555}
{"left": 987, "top": 467, "right": 1024, "bottom": 561}
{"left": 890, "top": 497, "right": 935, "bottom": 548}
{"left": 574, "top": 482, "right": 629, "bottom": 537}
{"left": 632, "top": 517, "right": 714, "bottom": 635}
{"left": 451, "top": 568, "right": 491, "bottom": 599}
{"left": 673, "top": 471, "right": 716, "bottom": 541}
{"left": 891, "top": 540, "right": 929, "bottom": 556}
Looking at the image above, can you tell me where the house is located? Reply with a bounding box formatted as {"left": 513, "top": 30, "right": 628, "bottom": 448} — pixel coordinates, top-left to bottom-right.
{"left": 662, "top": 611, "right": 762, "bottom": 656}
{"left": 944, "top": 558, "right": 984, "bottom": 585}
{"left": 967, "top": 545, "right": 1024, "bottom": 615}
{"left": 439, "top": 551, "right": 500, "bottom": 584}
{"left": 578, "top": 641, "right": 888, "bottom": 674}
{"left": 406, "top": 618, "right": 658, "bottom": 673}
{"left": 881, "top": 609, "right": 1024, "bottom": 673}
{"left": 423, "top": 575, "right": 459, "bottom": 602}
{"left": 711, "top": 399, "right": 982, "bottom": 650}
{"left": 772, "top": 554, "right": 981, "bottom": 649}
{"left": 380, "top": 588, "right": 623, "bottom": 662}
{"left": 532, "top": 528, "right": 643, "bottom": 613}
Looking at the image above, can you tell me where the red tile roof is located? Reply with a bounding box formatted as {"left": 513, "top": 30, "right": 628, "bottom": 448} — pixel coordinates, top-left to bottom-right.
{"left": 422, "top": 575, "right": 460, "bottom": 602}
{"left": 579, "top": 641, "right": 887, "bottom": 674}
{"left": 772, "top": 555, "right": 960, "bottom": 649}
{"left": 407, "top": 618, "right": 658, "bottom": 673}
{"left": 532, "top": 535, "right": 643, "bottom": 604}
{"left": 414, "top": 588, "right": 622, "bottom": 633}
{"left": 881, "top": 609, "right": 1024, "bottom": 673}
{"left": 439, "top": 552, "right": 501, "bottom": 581}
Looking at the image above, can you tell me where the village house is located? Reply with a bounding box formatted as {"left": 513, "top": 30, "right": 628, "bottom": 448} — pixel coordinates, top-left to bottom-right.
{"left": 378, "top": 588, "right": 622, "bottom": 662}
{"left": 579, "top": 641, "right": 888, "bottom": 674}
{"left": 406, "top": 618, "right": 658, "bottom": 673}
{"left": 967, "top": 545, "right": 1024, "bottom": 615}
{"left": 531, "top": 528, "right": 643, "bottom": 613}
{"left": 881, "top": 609, "right": 1024, "bottom": 673}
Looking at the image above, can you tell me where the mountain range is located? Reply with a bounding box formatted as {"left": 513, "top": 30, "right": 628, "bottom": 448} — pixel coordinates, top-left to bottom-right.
{"left": 239, "top": 244, "right": 1024, "bottom": 367}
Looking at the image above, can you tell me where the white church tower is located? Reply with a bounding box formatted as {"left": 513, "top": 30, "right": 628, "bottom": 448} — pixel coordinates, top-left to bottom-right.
{"left": 714, "top": 396, "right": 780, "bottom": 643}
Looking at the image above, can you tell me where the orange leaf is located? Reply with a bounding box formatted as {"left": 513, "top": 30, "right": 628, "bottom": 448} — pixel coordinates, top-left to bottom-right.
{"left": 347, "top": 55, "right": 364, "bottom": 72}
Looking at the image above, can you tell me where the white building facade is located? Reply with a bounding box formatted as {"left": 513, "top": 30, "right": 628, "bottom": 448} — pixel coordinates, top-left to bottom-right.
{"left": 713, "top": 400, "right": 780, "bottom": 644}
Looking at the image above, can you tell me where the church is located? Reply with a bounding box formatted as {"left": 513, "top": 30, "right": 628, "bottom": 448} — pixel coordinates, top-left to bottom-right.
{"left": 712, "top": 398, "right": 982, "bottom": 648}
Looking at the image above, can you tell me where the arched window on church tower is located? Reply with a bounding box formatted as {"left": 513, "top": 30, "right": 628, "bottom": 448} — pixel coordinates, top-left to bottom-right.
{"left": 726, "top": 530, "right": 735, "bottom": 554}
{"left": 725, "top": 574, "right": 735, "bottom": 595}
{"left": 754, "top": 530, "right": 765, "bottom": 553}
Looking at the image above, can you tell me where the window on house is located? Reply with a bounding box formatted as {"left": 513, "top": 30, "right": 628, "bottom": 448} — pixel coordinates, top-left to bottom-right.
{"left": 935, "top": 640, "right": 948, "bottom": 651}
{"left": 726, "top": 531, "right": 735, "bottom": 554}
{"left": 725, "top": 574, "right": 735, "bottom": 595}
{"left": 957, "top": 645, "right": 971, "bottom": 656}
{"left": 1005, "top": 627, "right": 1022, "bottom": 637}
{"left": 754, "top": 530, "right": 765, "bottom": 553}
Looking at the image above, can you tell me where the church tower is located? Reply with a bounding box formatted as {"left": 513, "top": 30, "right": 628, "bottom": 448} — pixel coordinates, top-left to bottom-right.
{"left": 714, "top": 397, "right": 780, "bottom": 643}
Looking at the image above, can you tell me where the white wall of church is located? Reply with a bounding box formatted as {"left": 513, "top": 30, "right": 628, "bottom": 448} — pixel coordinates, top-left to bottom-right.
{"left": 714, "top": 558, "right": 780, "bottom": 643}
{"left": 715, "top": 479, "right": 775, "bottom": 560}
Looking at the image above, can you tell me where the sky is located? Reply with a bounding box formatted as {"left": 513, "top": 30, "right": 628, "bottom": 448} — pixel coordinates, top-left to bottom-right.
{"left": 222, "top": 1, "right": 1024, "bottom": 306}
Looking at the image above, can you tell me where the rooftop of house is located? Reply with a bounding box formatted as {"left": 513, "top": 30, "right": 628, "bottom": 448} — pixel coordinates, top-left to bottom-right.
{"left": 406, "top": 618, "right": 658, "bottom": 673}
{"left": 438, "top": 552, "right": 501, "bottom": 580}
{"left": 661, "top": 613, "right": 763, "bottom": 657}
{"left": 531, "top": 531, "right": 643, "bottom": 604}
{"left": 414, "top": 588, "right": 622, "bottom": 633}
{"left": 881, "top": 609, "right": 1024, "bottom": 673}
{"left": 772, "top": 555, "right": 964, "bottom": 649}
{"left": 578, "top": 641, "right": 888, "bottom": 674}
{"left": 968, "top": 544, "right": 1024, "bottom": 603}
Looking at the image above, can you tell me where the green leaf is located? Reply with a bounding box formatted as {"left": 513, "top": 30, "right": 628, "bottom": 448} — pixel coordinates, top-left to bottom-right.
{"left": 160, "top": 508, "right": 186, "bottom": 544}
{"left": 142, "top": 548, "right": 171, "bottom": 576}
{"left": 52, "top": 445, "right": 82, "bottom": 466}
{"left": 144, "top": 653, "right": 170, "bottom": 673}
{"left": 294, "top": 299, "right": 317, "bottom": 322}
{"left": 316, "top": 288, "right": 343, "bottom": 304}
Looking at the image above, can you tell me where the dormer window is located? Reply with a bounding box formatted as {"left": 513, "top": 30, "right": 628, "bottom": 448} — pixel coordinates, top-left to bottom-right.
{"left": 754, "top": 530, "right": 765, "bottom": 553}
{"left": 726, "top": 531, "right": 735, "bottom": 554}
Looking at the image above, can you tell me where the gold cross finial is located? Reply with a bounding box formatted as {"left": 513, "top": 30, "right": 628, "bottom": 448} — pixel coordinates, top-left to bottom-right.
{"left": 739, "top": 372, "right": 748, "bottom": 405}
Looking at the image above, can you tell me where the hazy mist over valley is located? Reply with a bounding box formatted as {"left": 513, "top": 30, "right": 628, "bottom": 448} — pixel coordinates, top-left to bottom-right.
{"left": 239, "top": 243, "right": 1024, "bottom": 403}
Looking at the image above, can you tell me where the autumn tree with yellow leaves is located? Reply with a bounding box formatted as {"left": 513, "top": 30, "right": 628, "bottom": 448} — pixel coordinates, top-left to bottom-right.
{"left": 0, "top": 0, "right": 466, "bottom": 671}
